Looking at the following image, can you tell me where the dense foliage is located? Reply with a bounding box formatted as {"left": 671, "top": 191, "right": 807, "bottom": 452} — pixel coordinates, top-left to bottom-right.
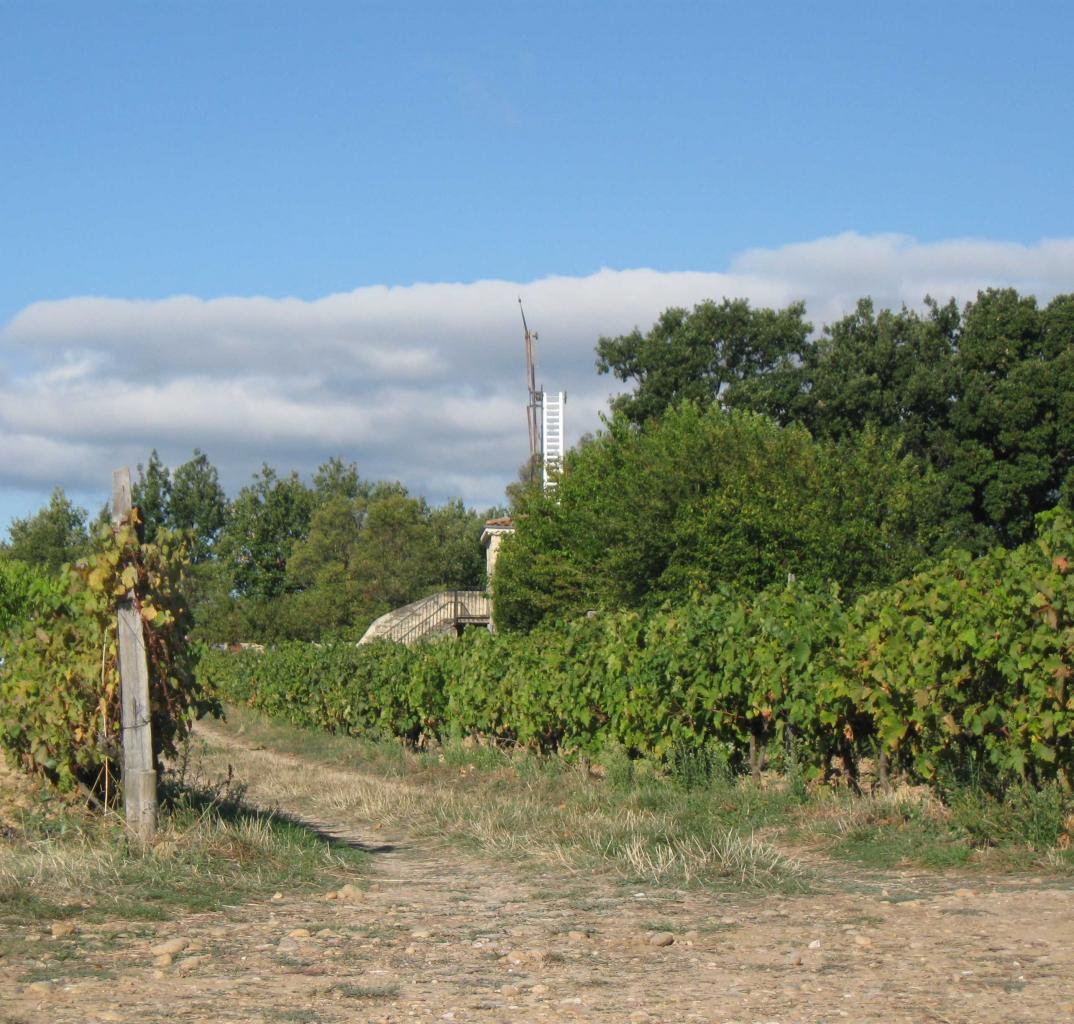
{"left": 0, "top": 453, "right": 495, "bottom": 645}
{"left": 493, "top": 404, "right": 940, "bottom": 631}
{"left": 599, "top": 288, "right": 1074, "bottom": 550}
{"left": 133, "top": 448, "right": 228, "bottom": 560}
{"left": 596, "top": 297, "right": 810, "bottom": 426}
{"left": 0, "top": 560, "right": 64, "bottom": 640}
{"left": 195, "top": 467, "right": 490, "bottom": 643}
{"left": 0, "top": 519, "right": 218, "bottom": 793}
{"left": 202, "top": 508, "right": 1074, "bottom": 792}
{"left": 2, "top": 489, "right": 91, "bottom": 572}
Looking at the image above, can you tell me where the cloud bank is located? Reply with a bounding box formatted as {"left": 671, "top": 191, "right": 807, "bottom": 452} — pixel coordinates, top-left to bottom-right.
{"left": 3, "top": 231, "right": 1074, "bottom": 510}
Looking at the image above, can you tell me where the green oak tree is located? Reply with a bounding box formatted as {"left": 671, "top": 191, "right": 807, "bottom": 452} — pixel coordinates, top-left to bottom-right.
{"left": 493, "top": 404, "right": 940, "bottom": 631}
{"left": 216, "top": 465, "right": 315, "bottom": 600}
{"left": 132, "top": 450, "right": 172, "bottom": 542}
{"left": 604, "top": 289, "right": 1074, "bottom": 551}
{"left": 3, "top": 489, "right": 89, "bottom": 573}
{"left": 596, "top": 297, "right": 811, "bottom": 425}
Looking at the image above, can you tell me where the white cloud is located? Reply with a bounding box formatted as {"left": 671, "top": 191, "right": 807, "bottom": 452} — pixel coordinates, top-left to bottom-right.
{"left": 2, "top": 231, "right": 1073, "bottom": 511}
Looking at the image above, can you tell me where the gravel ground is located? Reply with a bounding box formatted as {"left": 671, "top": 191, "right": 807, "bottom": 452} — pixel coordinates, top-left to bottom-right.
{"left": 3, "top": 722, "right": 1073, "bottom": 1024}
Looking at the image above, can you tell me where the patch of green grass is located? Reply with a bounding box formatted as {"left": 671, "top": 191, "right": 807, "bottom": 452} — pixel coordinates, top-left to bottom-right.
{"left": 0, "top": 892, "right": 74, "bottom": 923}
{"left": 436, "top": 735, "right": 514, "bottom": 772}
{"left": 946, "top": 780, "right": 1074, "bottom": 851}
{"left": 798, "top": 782, "right": 1074, "bottom": 873}
{"left": 832, "top": 820, "right": 972, "bottom": 870}
{"left": 1049, "top": 847, "right": 1074, "bottom": 871}
{"left": 270, "top": 1011, "right": 322, "bottom": 1024}
{"left": 795, "top": 792, "right": 973, "bottom": 870}
{"left": 19, "top": 962, "right": 115, "bottom": 983}
{"left": 334, "top": 982, "right": 400, "bottom": 1000}
{"left": 641, "top": 918, "right": 680, "bottom": 932}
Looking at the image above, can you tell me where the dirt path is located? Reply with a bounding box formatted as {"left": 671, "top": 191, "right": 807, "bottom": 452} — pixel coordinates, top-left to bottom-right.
{"left": 4, "top": 722, "right": 1074, "bottom": 1024}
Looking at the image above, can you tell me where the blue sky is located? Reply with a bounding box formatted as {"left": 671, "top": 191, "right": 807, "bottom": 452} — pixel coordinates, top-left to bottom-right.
{"left": 2, "top": 0, "right": 1074, "bottom": 533}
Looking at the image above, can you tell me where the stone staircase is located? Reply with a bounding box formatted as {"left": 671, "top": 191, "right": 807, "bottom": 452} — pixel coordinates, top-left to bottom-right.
{"left": 357, "top": 590, "right": 491, "bottom": 646}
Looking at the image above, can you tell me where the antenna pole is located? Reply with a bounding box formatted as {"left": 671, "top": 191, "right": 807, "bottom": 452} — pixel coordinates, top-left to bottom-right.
{"left": 519, "top": 298, "right": 541, "bottom": 465}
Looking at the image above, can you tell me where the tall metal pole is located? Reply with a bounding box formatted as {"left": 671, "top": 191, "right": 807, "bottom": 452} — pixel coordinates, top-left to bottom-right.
{"left": 519, "top": 299, "right": 541, "bottom": 465}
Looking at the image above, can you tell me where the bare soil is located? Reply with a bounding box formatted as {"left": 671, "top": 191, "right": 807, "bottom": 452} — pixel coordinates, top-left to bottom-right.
{"left": 3, "top": 721, "right": 1073, "bottom": 1024}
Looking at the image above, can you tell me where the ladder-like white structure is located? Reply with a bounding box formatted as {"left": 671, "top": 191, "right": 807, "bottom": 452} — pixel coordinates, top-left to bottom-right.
{"left": 541, "top": 390, "right": 565, "bottom": 488}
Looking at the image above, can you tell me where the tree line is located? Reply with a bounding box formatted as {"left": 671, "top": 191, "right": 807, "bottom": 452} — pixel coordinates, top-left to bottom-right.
{"left": 494, "top": 287, "right": 1074, "bottom": 631}
{"left": 596, "top": 288, "right": 1074, "bottom": 546}
{"left": 4, "top": 285, "right": 1072, "bottom": 644}
{"left": 0, "top": 453, "right": 496, "bottom": 642}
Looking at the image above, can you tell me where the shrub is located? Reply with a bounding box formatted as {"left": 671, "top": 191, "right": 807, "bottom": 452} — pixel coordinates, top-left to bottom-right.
{"left": 0, "top": 519, "right": 219, "bottom": 794}
{"left": 0, "top": 560, "right": 63, "bottom": 638}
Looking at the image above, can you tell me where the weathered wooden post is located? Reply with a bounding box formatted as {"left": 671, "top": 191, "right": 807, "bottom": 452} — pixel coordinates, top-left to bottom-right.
{"left": 112, "top": 467, "right": 157, "bottom": 842}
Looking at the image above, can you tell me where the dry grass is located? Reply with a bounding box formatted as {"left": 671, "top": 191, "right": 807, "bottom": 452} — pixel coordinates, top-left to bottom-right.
{"left": 201, "top": 708, "right": 1074, "bottom": 883}
{"left": 200, "top": 712, "right": 805, "bottom": 891}
{"left": 0, "top": 749, "right": 368, "bottom": 924}
{"left": 796, "top": 783, "right": 948, "bottom": 839}
{"left": 440, "top": 788, "right": 801, "bottom": 887}
{"left": 786, "top": 779, "right": 1074, "bottom": 872}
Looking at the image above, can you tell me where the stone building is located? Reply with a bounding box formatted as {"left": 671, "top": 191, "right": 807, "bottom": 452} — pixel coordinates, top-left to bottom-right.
{"left": 480, "top": 516, "right": 515, "bottom": 585}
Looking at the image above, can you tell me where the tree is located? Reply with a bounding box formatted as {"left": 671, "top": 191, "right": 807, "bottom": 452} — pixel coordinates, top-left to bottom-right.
{"left": 493, "top": 404, "right": 940, "bottom": 631}
{"left": 345, "top": 489, "right": 434, "bottom": 612}
{"left": 4, "top": 489, "right": 89, "bottom": 573}
{"left": 731, "top": 297, "right": 960, "bottom": 459}
{"left": 504, "top": 455, "right": 541, "bottom": 513}
{"left": 216, "top": 465, "right": 314, "bottom": 599}
{"left": 284, "top": 485, "right": 490, "bottom": 638}
{"left": 169, "top": 449, "right": 228, "bottom": 562}
{"left": 596, "top": 298, "right": 811, "bottom": 425}
{"left": 426, "top": 499, "right": 487, "bottom": 590}
{"left": 129, "top": 448, "right": 228, "bottom": 561}
{"left": 312, "top": 456, "right": 363, "bottom": 505}
{"left": 612, "top": 289, "right": 1074, "bottom": 551}
{"left": 783, "top": 290, "right": 1074, "bottom": 547}
{"left": 945, "top": 289, "right": 1074, "bottom": 545}
{"left": 132, "top": 450, "right": 172, "bottom": 542}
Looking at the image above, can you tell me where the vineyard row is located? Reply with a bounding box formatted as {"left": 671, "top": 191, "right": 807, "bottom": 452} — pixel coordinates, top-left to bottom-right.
{"left": 200, "top": 510, "right": 1074, "bottom": 792}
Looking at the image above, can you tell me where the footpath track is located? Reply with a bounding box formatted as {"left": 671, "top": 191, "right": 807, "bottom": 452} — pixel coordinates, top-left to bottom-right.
{"left": 3, "top": 720, "right": 1074, "bottom": 1024}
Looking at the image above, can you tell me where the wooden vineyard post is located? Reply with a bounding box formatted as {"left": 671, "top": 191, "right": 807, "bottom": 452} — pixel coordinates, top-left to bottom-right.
{"left": 112, "top": 467, "right": 157, "bottom": 842}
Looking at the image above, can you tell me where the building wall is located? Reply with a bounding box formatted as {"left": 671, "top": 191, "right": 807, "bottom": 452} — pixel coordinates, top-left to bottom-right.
{"left": 485, "top": 530, "right": 507, "bottom": 582}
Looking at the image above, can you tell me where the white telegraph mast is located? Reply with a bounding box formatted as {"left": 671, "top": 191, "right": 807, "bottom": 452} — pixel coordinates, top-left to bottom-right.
{"left": 541, "top": 390, "right": 565, "bottom": 487}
